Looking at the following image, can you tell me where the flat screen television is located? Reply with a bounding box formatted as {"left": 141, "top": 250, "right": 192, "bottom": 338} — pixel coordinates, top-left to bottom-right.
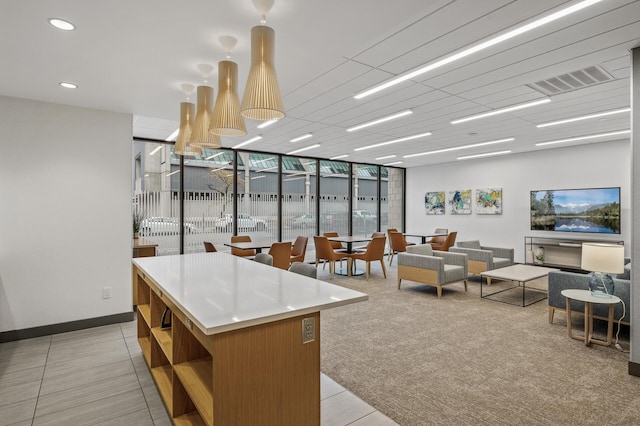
{"left": 530, "top": 187, "right": 620, "bottom": 234}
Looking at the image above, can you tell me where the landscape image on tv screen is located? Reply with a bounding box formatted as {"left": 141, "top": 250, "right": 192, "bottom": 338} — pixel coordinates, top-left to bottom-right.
{"left": 530, "top": 187, "right": 620, "bottom": 234}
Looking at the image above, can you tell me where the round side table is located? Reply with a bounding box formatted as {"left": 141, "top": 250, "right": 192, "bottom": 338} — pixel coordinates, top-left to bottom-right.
{"left": 561, "top": 289, "right": 621, "bottom": 347}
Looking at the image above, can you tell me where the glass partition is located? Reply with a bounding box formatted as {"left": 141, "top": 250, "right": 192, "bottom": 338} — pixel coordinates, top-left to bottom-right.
{"left": 352, "top": 163, "right": 379, "bottom": 237}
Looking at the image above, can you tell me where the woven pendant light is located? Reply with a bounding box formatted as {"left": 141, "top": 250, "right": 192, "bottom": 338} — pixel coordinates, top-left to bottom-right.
{"left": 174, "top": 102, "right": 201, "bottom": 156}
{"left": 240, "top": 24, "right": 285, "bottom": 121}
{"left": 190, "top": 85, "right": 222, "bottom": 148}
{"left": 210, "top": 36, "right": 246, "bottom": 136}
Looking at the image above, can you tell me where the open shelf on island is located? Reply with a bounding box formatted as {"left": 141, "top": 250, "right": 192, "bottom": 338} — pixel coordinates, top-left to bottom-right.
{"left": 174, "top": 358, "right": 214, "bottom": 423}
{"left": 151, "top": 327, "right": 173, "bottom": 364}
{"left": 150, "top": 364, "right": 173, "bottom": 413}
{"left": 173, "top": 411, "right": 206, "bottom": 426}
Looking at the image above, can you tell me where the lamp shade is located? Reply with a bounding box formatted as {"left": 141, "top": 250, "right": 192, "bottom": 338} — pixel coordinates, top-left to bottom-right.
{"left": 240, "top": 25, "right": 285, "bottom": 121}
{"left": 581, "top": 243, "right": 624, "bottom": 274}
{"left": 174, "top": 102, "right": 201, "bottom": 156}
{"left": 210, "top": 60, "right": 247, "bottom": 136}
{"left": 190, "top": 85, "right": 222, "bottom": 148}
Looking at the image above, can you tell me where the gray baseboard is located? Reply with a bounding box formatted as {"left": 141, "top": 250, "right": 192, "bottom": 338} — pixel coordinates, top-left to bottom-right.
{"left": 629, "top": 361, "right": 640, "bottom": 377}
{"left": 0, "top": 312, "right": 134, "bottom": 343}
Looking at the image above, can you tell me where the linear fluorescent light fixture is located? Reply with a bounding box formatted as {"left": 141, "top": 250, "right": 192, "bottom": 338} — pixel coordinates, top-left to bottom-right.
{"left": 376, "top": 154, "right": 397, "bottom": 160}
{"left": 205, "top": 152, "right": 225, "bottom": 160}
{"left": 354, "top": 131, "right": 432, "bottom": 151}
{"left": 149, "top": 146, "right": 163, "bottom": 155}
{"left": 290, "top": 133, "right": 313, "bottom": 142}
{"left": 451, "top": 99, "right": 550, "bottom": 124}
{"left": 48, "top": 18, "right": 75, "bottom": 31}
{"left": 232, "top": 135, "right": 262, "bottom": 149}
{"left": 287, "top": 144, "right": 321, "bottom": 155}
{"left": 346, "top": 110, "right": 412, "bottom": 132}
{"left": 535, "top": 130, "right": 631, "bottom": 147}
{"left": 167, "top": 170, "right": 181, "bottom": 176}
{"left": 257, "top": 119, "right": 278, "bottom": 129}
{"left": 404, "top": 138, "right": 514, "bottom": 158}
{"left": 330, "top": 154, "right": 349, "bottom": 160}
{"left": 457, "top": 150, "right": 512, "bottom": 160}
{"left": 536, "top": 108, "right": 630, "bottom": 128}
{"left": 165, "top": 128, "right": 179, "bottom": 141}
{"left": 383, "top": 161, "right": 403, "bottom": 166}
{"left": 354, "top": 0, "right": 603, "bottom": 99}
{"left": 59, "top": 82, "right": 77, "bottom": 89}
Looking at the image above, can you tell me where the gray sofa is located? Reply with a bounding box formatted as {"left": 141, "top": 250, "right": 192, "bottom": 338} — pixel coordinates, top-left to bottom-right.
{"left": 548, "top": 262, "right": 631, "bottom": 325}
{"left": 449, "top": 240, "right": 514, "bottom": 284}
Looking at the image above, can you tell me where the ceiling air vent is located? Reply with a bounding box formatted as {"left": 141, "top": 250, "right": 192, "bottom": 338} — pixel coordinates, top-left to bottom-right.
{"left": 527, "top": 65, "right": 615, "bottom": 96}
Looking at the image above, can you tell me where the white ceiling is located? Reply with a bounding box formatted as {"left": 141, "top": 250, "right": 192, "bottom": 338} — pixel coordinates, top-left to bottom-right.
{"left": 1, "top": 0, "right": 638, "bottom": 167}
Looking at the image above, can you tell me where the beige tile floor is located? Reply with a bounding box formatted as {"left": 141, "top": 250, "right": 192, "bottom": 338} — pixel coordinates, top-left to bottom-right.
{"left": 0, "top": 320, "right": 397, "bottom": 426}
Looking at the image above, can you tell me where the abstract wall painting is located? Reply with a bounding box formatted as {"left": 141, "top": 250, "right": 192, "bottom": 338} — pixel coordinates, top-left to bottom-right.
{"left": 425, "top": 191, "right": 445, "bottom": 215}
{"left": 476, "top": 188, "right": 503, "bottom": 215}
{"left": 449, "top": 189, "right": 472, "bottom": 214}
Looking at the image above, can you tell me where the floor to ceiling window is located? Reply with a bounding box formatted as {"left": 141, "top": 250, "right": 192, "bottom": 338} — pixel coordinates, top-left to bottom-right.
{"left": 282, "top": 157, "right": 317, "bottom": 254}
{"left": 132, "top": 138, "right": 404, "bottom": 256}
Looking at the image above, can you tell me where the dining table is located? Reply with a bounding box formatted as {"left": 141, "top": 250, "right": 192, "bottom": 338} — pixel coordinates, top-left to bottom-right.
{"left": 224, "top": 241, "right": 279, "bottom": 254}
{"left": 327, "top": 235, "right": 373, "bottom": 276}
{"left": 403, "top": 232, "right": 448, "bottom": 244}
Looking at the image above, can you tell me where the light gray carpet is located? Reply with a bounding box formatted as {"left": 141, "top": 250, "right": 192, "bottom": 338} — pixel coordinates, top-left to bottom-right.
{"left": 317, "top": 260, "right": 640, "bottom": 425}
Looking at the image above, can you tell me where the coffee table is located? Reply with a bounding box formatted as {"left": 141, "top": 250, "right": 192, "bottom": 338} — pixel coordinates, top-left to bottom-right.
{"left": 480, "top": 264, "right": 558, "bottom": 307}
{"left": 561, "top": 289, "right": 621, "bottom": 347}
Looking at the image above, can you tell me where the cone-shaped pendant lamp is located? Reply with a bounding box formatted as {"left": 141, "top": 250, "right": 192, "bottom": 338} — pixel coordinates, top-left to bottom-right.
{"left": 174, "top": 102, "right": 202, "bottom": 156}
{"left": 240, "top": 24, "right": 285, "bottom": 121}
{"left": 210, "top": 60, "right": 247, "bottom": 136}
{"left": 190, "top": 85, "right": 222, "bottom": 148}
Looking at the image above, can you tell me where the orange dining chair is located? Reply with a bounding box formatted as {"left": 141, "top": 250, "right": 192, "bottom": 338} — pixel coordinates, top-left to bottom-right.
{"left": 203, "top": 241, "right": 217, "bottom": 252}
{"left": 313, "top": 236, "right": 351, "bottom": 278}
{"left": 354, "top": 232, "right": 386, "bottom": 253}
{"left": 269, "top": 241, "right": 292, "bottom": 270}
{"left": 426, "top": 228, "right": 449, "bottom": 245}
{"left": 347, "top": 236, "right": 387, "bottom": 281}
{"left": 322, "top": 232, "right": 347, "bottom": 268}
{"left": 290, "top": 236, "right": 308, "bottom": 264}
{"left": 388, "top": 231, "right": 408, "bottom": 266}
{"left": 432, "top": 232, "right": 457, "bottom": 251}
{"left": 230, "top": 235, "right": 255, "bottom": 258}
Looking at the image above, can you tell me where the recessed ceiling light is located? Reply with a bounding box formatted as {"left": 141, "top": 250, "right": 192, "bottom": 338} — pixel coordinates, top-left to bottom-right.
{"left": 376, "top": 154, "right": 397, "bottom": 160}
{"left": 330, "top": 154, "right": 349, "bottom": 160}
{"left": 535, "top": 130, "right": 631, "bottom": 147}
{"left": 59, "top": 82, "right": 78, "bottom": 89}
{"left": 232, "top": 135, "right": 262, "bottom": 149}
{"left": 354, "top": 132, "right": 432, "bottom": 151}
{"left": 48, "top": 18, "right": 75, "bottom": 31}
{"left": 287, "top": 144, "right": 321, "bottom": 155}
{"left": 354, "top": 0, "right": 603, "bottom": 99}
{"left": 536, "top": 108, "right": 630, "bottom": 128}
{"left": 404, "top": 138, "right": 514, "bottom": 158}
{"left": 451, "top": 99, "right": 550, "bottom": 124}
{"left": 457, "top": 150, "right": 511, "bottom": 160}
{"left": 347, "top": 110, "right": 412, "bottom": 132}
{"left": 383, "top": 161, "right": 403, "bottom": 166}
{"left": 290, "top": 133, "right": 313, "bottom": 142}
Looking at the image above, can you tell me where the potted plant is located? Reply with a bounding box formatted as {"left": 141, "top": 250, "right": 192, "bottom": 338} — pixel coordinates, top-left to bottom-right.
{"left": 133, "top": 209, "right": 144, "bottom": 239}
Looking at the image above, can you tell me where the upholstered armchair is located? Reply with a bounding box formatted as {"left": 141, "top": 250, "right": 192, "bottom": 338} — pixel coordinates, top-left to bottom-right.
{"left": 397, "top": 244, "right": 468, "bottom": 298}
{"left": 450, "top": 240, "right": 514, "bottom": 285}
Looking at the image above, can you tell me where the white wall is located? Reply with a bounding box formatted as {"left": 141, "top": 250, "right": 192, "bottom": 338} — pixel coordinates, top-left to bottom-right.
{"left": 406, "top": 140, "right": 631, "bottom": 262}
{"left": 0, "top": 96, "right": 132, "bottom": 332}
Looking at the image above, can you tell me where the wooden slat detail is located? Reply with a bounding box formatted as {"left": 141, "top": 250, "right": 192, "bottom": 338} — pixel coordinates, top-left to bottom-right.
{"left": 398, "top": 265, "right": 438, "bottom": 285}
{"left": 468, "top": 260, "right": 488, "bottom": 275}
{"left": 151, "top": 364, "right": 173, "bottom": 415}
{"left": 151, "top": 327, "right": 173, "bottom": 364}
{"left": 174, "top": 358, "right": 214, "bottom": 425}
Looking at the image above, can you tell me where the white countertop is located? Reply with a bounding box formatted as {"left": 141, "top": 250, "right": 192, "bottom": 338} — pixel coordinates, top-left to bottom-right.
{"left": 133, "top": 252, "right": 368, "bottom": 335}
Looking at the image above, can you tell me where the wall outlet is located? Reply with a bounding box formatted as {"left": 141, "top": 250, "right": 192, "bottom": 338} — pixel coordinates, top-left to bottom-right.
{"left": 302, "top": 317, "right": 315, "bottom": 344}
{"left": 102, "top": 287, "right": 111, "bottom": 299}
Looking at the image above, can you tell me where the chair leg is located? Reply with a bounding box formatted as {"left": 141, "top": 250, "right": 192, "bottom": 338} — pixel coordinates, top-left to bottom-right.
{"left": 365, "top": 262, "right": 370, "bottom": 281}
{"left": 389, "top": 251, "right": 394, "bottom": 266}
{"left": 397, "top": 277, "right": 402, "bottom": 289}
{"left": 548, "top": 307, "right": 555, "bottom": 324}
{"left": 347, "top": 258, "right": 352, "bottom": 277}
{"left": 329, "top": 261, "right": 334, "bottom": 279}
{"left": 463, "top": 279, "right": 468, "bottom": 292}
{"left": 487, "top": 276, "right": 492, "bottom": 286}
{"left": 437, "top": 286, "right": 442, "bottom": 299}
{"left": 380, "top": 260, "right": 387, "bottom": 278}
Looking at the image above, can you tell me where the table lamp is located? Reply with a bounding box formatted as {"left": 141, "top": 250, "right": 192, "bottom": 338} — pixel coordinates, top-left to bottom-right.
{"left": 581, "top": 243, "right": 624, "bottom": 298}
